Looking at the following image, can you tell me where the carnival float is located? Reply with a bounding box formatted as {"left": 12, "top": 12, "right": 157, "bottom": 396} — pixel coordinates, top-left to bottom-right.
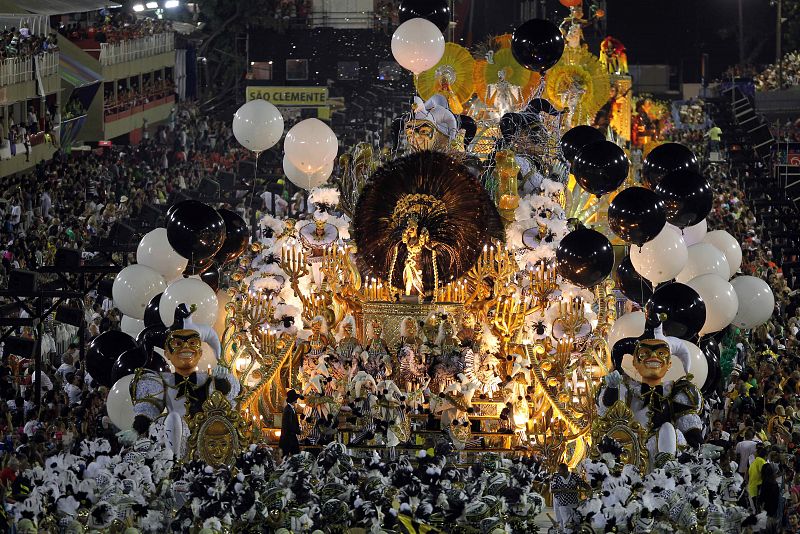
{"left": 11, "top": 1, "right": 778, "bottom": 532}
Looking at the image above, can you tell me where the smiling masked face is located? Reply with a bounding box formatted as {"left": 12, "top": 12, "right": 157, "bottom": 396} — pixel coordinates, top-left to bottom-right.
{"left": 406, "top": 118, "right": 447, "bottom": 151}
{"left": 632, "top": 339, "right": 671, "bottom": 385}
{"left": 166, "top": 329, "right": 202, "bottom": 377}
{"left": 203, "top": 419, "right": 233, "bottom": 466}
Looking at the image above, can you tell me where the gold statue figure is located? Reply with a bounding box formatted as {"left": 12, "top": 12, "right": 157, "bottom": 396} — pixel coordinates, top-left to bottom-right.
{"left": 401, "top": 217, "right": 433, "bottom": 301}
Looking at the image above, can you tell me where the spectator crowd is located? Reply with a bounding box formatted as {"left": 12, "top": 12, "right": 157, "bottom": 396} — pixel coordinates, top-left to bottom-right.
{"left": 0, "top": 25, "right": 58, "bottom": 61}
{"left": 59, "top": 12, "right": 172, "bottom": 45}
{"left": 755, "top": 51, "right": 800, "bottom": 92}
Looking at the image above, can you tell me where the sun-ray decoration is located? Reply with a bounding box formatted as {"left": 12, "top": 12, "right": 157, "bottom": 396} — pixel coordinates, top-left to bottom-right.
{"left": 353, "top": 150, "right": 504, "bottom": 293}
{"left": 414, "top": 42, "right": 476, "bottom": 115}
{"left": 545, "top": 46, "right": 611, "bottom": 127}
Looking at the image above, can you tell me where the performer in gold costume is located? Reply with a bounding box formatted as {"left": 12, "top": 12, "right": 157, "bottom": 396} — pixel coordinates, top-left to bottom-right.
{"left": 401, "top": 217, "right": 434, "bottom": 301}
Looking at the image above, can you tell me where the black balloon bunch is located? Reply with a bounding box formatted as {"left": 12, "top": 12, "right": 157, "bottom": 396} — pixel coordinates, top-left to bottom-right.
{"left": 166, "top": 200, "right": 249, "bottom": 281}
{"left": 88, "top": 200, "right": 249, "bottom": 388}
{"left": 603, "top": 142, "right": 723, "bottom": 392}
{"left": 554, "top": 126, "right": 630, "bottom": 289}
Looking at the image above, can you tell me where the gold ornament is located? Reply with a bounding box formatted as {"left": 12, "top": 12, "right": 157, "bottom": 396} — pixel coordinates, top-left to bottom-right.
{"left": 186, "top": 391, "right": 248, "bottom": 467}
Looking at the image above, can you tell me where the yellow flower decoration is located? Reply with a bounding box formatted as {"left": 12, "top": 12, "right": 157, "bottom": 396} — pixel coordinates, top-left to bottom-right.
{"left": 545, "top": 47, "right": 610, "bottom": 125}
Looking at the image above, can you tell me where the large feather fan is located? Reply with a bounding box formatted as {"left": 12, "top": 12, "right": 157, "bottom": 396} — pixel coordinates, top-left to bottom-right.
{"left": 353, "top": 151, "right": 504, "bottom": 293}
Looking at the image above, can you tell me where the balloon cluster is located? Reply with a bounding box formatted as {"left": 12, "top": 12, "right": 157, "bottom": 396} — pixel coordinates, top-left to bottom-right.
{"left": 232, "top": 99, "right": 338, "bottom": 191}
{"left": 552, "top": 128, "right": 773, "bottom": 392}
{"left": 555, "top": 127, "right": 630, "bottom": 289}
{"left": 602, "top": 142, "right": 774, "bottom": 393}
{"left": 96, "top": 201, "right": 249, "bottom": 428}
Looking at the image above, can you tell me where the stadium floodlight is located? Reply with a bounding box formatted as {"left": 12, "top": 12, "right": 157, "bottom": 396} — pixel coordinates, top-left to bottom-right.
{"left": 132, "top": 3, "right": 145, "bottom": 11}
{"left": 164, "top": 0, "right": 180, "bottom": 7}
{"left": 145, "top": 1, "right": 158, "bottom": 8}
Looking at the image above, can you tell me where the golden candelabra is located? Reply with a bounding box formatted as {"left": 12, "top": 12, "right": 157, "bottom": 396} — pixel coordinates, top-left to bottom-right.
{"left": 514, "top": 280, "right": 616, "bottom": 471}
{"left": 219, "top": 277, "right": 297, "bottom": 424}
{"left": 526, "top": 261, "right": 559, "bottom": 310}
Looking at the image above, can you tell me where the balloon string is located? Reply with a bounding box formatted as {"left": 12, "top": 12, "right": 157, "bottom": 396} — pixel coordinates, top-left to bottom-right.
{"left": 247, "top": 150, "right": 262, "bottom": 213}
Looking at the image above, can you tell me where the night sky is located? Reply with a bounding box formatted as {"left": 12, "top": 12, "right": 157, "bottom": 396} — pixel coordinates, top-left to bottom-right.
{"left": 459, "top": 0, "right": 777, "bottom": 82}
{"left": 604, "top": 0, "right": 775, "bottom": 80}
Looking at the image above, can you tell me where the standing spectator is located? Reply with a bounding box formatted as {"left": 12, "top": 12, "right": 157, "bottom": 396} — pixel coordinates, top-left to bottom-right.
{"left": 760, "top": 463, "right": 782, "bottom": 530}
{"left": 749, "top": 443, "right": 768, "bottom": 511}
{"left": 550, "top": 462, "right": 585, "bottom": 533}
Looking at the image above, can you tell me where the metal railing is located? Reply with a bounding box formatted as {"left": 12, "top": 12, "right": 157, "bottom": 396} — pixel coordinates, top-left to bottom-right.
{"left": 99, "top": 32, "right": 174, "bottom": 66}
{"left": 0, "top": 52, "right": 58, "bottom": 87}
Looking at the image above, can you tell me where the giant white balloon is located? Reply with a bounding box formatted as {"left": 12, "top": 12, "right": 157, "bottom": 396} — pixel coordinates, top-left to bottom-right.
{"left": 284, "top": 118, "right": 338, "bottom": 174}
{"left": 686, "top": 274, "right": 738, "bottom": 335}
{"left": 112, "top": 264, "right": 167, "bottom": 320}
{"left": 685, "top": 341, "right": 708, "bottom": 389}
{"left": 730, "top": 275, "right": 774, "bottom": 329}
{"left": 159, "top": 278, "right": 219, "bottom": 327}
{"left": 282, "top": 154, "right": 333, "bottom": 190}
{"left": 675, "top": 243, "right": 730, "bottom": 284}
{"left": 107, "top": 375, "right": 135, "bottom": 431}
{"left": 232, "top": 99, "right": 284, "bottom": 152}
{"left": 391, "top": 17, "right": 445, "bottom": 74}
{"left": 608, "top": 311, "right": 646, "bottom": 348}
{"left": 630, "top": 226, "right": 688, "bottom": 284}
{"left": 703, "top": 230, "right": 742, "bottom": 278}
{"left": 120, "top": 315, "right": 145, "bottom": 339}
{"left": 669, "top": 219, "right": 707, "bottom": 246}
{"left": 136, "top": 227, "right": 188, "bottom": 281}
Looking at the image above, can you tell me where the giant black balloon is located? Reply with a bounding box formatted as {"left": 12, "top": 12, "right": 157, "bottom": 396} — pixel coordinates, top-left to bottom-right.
{"left": 556, "top": 227, "right": 614, "bottom": 288}
{"left": 112, "top": 346, "right": 148, "bottom": 384}
{"left": 86, "top": 331, "right": 137, "bottom": 387}
{"left": 645, "top": 282, "right": 707, "bottom": 339}
{"left": 615, "top": 255, "right": 654, "bottom": 305}
{"left": 511, "top": 18, "right": 565, "bottom": 73}
{"left": 654, "top": 169, "right": 713, "bottom": 228}
{"left": 200, "top": 261, "right": 221, "bottom": 292}
{"left": 611, "top": 337, "right": 638, "bottom": 372}
{"left": 572, "top": 141, "right": 630, "bottom": 196}
{"left": 144, "top": 293, "right": 165, "bottom": 329}
{"left": 641, "top": 143, "right": 699, "bottom": 189}
{"left": 165, "top": 200, "right": 225, "bottom": 261}
{"left": 398, "top": 0, "right": 451, "bottom": 32}
{"left": 608, "top": 186, "right": 666, "bottom": 246}
{"left": 560, "top": 125, "right": 604, "bottom": 163}
{"left": 137, "top": 324, "right": 167, "bottom": 351}
{"left": 215, "top": 208, "right": 249, "bottom": 265}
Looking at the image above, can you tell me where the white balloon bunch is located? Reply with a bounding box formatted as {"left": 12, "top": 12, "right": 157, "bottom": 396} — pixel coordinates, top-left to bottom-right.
{"left": 109, "top": 224, "right": 224, "bottom": 430}
{"left": 612, "top": 210, "right": 773, "bottom": 388}
{"left": 283, "top": 118, "right": 339, "bottom": 190}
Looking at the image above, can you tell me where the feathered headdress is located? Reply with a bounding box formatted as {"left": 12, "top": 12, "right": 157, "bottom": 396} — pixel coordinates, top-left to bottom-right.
{"left": 353, "top": 151, "right": 504, "bottom": 292}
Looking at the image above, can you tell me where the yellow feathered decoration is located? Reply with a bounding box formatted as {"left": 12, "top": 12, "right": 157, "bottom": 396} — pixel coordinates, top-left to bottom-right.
{"left": 478, "top": 48, "right": 531, "bottom": 104}
{"left": 545, "top": 47, "right": 610, "bottom": 125}
{"left": 415, "top": 43, "right": 475, "bottom": 115}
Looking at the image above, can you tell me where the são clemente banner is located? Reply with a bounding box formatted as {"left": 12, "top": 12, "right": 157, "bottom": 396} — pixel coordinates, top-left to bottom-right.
{"left": 246, "top": 86, "right": 328, "bottom": 107}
